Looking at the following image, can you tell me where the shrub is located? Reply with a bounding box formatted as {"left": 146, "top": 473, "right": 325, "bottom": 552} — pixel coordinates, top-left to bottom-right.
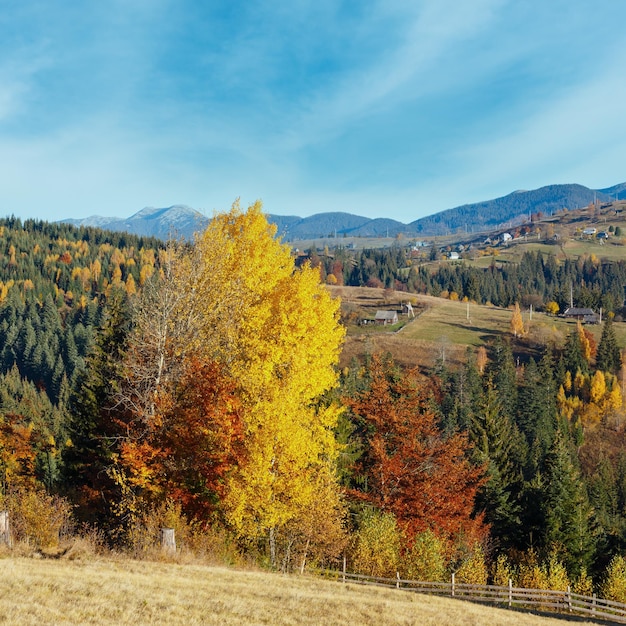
{"left": 126, "top": 499, "right": 243, "bottom": 565}
{"left": 403, "top": 530, "right": 446, "bottom": 582}
{"left": 573, "top": 567, "right": 594, "bottom": 596}
{"left": 516, "top": 550, "right": 548, "bottom": 589}
{"left": 3, "top": 488, "right": 74, "bottom": 550}
{"left": 351, "top": 509, "right": 401, "bottom": 578}
{"left": 543, "top": 552, "right": 570, "bottom": 591}
{"left": 455, "top": 544, "right": 487, "bottom": 585}
{"left": 601, "top": 555, "right": 626, "bottom": 602}
{"left": 491, "top": 553, "right": 514, "bottom": 586}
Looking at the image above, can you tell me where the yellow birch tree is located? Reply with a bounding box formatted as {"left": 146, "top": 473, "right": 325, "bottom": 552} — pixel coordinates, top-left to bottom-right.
{"left": 510, "top": 302, "right": 524, "bottom": 338}
{"left": 174, "top": 200, "right": 346, "bottom": 564}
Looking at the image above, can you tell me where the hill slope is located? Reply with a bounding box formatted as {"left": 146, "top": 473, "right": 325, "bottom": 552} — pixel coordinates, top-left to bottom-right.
{"left": 409, "top": 184, "right": 610, "bottom": 235}
{"left": 63, "top": 205, "right": 209, "bottom": 240}
{"left": 2, "top": 557, "right": 578, "bottom": 626}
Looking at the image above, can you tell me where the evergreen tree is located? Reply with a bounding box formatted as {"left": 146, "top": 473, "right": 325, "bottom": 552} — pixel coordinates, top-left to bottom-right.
{"left": 486, "top": 338, "right": 518, "bottom": 421}
{"left": 517, "top": 356, "right": 558, "bottom": 474}
{"left": 542, "top": 429, "right": 596, "bottom": 577}
{"left": 62, "top": 289, "right": 132, "bottom": 533}
{"left": 470, "top": 381, "right": 525, "bottom": 550}
{"left": 587, "top": 455, "right": 624, "bottom": 570}
{"left": 563, "top": 325, "right": 588, "bottom": 377}
{"left": 438, "top": 349, "right": 484, "bottom": 435}
{"left": 596, "top": 316, "right": 622, "bottom": 374}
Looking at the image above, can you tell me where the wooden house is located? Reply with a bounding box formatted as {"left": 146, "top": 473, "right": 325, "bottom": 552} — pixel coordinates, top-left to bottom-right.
{"left": 375, "top": 310, "right": 399, "bottom": 325}
{"left": 563, "top": 307, "right": 599, "bottom": 324}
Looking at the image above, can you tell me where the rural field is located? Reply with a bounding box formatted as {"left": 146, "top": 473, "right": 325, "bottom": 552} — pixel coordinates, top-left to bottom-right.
{"left": 332, "top": 286, "right": 626, "bottom": 371}
{"left": 0, "top": 555, "right": 601, "bottom": 626}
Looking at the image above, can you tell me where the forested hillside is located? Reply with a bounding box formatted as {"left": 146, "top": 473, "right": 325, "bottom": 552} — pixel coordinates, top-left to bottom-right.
{"left": 0, "top": 217, "right": 164, "bottom": 491}
{"left": 3, "top": 206, "right": 626, "bottom": 601}
{"left": 409, "top": 184, "right": 609, "bottom": 235}
{"left": 311, "top": 245, "right": 626, "bottom": 316}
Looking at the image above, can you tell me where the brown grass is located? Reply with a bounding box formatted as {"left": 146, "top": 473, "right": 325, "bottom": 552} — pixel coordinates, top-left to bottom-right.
{"left": 0, "top": 556, "right": 600, "bottom": 625}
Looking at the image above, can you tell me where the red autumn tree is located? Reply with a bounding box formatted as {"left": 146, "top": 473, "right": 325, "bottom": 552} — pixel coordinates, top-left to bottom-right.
{"left": 347, "top": 355, "right": 487, "bottom": 547}
{"left": 118, "top": 356, "right": 244, "bottom": 523}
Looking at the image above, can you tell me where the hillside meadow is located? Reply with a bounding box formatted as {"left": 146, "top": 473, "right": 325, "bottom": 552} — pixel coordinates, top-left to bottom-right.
{"left": 0, "top": 555, "right": 600, "bottom": 626}
{"left": 333, "top": 286, "right": 626, "bottom": 370}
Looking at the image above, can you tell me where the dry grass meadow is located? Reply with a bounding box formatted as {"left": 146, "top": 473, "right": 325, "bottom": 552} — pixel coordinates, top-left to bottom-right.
{"left": 0, "top": 555, "right": 605, "bottom": 626}
{"left": 332, "top": 286, "right": 626, "bottom": 371}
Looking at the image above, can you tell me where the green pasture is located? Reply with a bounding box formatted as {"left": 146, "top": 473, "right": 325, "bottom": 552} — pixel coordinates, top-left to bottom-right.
{"left": 462, "top": 239, "right": 626, "bottom": 270}
{"left": 395, "top": 296, "right": 626, "bottom": 353}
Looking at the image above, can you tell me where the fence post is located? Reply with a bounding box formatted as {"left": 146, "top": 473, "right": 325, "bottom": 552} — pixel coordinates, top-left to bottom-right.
{"left": 451, "top": 572, "right": 455, "bottom": 597}
{"left": 396, "top": 572, "right": 400, "bottom": 589}
{"left": 566, "top": 585, "right": 571, "bottom": 612}
{"left": 0, "top": 511, "right": 11, "bottom": 548}
{"left": 508, "top": 579, "right": 512, "bottom": 608}
{"left": 342, "top": 555, "right": 346, "bottom": 584}
{"left": 160, "top": 527, "right": 176, "bottom": 554}
{"left": 592, "top": 593, "right": 596, "bottom": 616}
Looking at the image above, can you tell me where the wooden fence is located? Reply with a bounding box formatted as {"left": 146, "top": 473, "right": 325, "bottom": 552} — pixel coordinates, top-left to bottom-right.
{"left": 314, "top": 568, "right": 626, "bottom": 624}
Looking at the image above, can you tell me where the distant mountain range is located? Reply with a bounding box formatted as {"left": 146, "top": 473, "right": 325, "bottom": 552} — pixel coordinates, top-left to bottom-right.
{"left": 61, "top": 205, "right": 208, "bottom": 241}
{"left": 62, "top": 182, "right": 626, "bottom": 241}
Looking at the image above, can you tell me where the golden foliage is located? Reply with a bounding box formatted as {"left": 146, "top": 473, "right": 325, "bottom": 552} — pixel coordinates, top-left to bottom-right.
{"left": 125, "top": 274, "right": 137, "bottom": 296}
{"left": 510, "top": 302, "right": 525, "bottom": 338}
{"left": 167, "top": 201, "right": 346, "bottom": 556}
{"left": 601, "top": 555, "right": 626, "bottom": 603}
{"left": 476, "top": 346, "right": 488, "bottom": 374}
{"left": 491, "top": 554, "right": 514, "bottom": 586}
{"left": 573, "top": 567, "right": 594, "bottom": 596}
{"left": 455, "top": 545, "right": 487, "bottom": 585}
{"left": 543, "top": 553, "right": 570, "bottom": 591}
{"left": 516, "top": 558, "right": 549, "bottom": 590}
{"left": 590, "top": 370, "right": 607, "bottom": 404}
{"left": 545, "top": 301, "right": 559, "bottom": 316}
{"left": 404, "top": 530, "right": 446, "bottom": 582}
{"left": 3, "top": 488, "right": 74, "bottom": 550}
{"left": 352, "top": 509, "right": 401, "bottom": 578}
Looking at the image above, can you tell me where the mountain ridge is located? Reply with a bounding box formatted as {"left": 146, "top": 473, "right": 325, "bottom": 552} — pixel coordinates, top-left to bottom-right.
{"left": 61, "top": 182, "right": 626, "bottom": 241}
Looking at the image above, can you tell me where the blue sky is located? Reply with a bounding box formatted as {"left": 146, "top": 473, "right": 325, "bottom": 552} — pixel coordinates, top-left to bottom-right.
{"left": 1, "top": 1, "right": 625, "bottom": 224}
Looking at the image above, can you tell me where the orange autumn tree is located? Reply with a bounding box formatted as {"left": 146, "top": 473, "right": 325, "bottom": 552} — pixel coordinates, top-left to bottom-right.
{"left": 0, "top": 414, "right": 41, "bottom": 493}
{"left": 510, "top": 302, "right": 525, "bottom": 338}
{"left": 347, "top": 355, "right": 487, "bottom": 549}
{"left": 118, "top": 356, "right": 244, "bottom": 522}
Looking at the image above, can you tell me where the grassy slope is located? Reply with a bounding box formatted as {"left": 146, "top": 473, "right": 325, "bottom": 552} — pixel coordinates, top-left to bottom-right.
{"left": 0, "top": 556, "right": 597, "bottom": 626}
{"left": 334, "top": 287, "right": 626, "bottom": 371}
{"left": 331, "top": 204, "right": 626, "bottom": 370}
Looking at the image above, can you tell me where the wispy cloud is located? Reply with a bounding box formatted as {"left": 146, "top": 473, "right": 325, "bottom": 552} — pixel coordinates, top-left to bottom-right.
{"left": 453, "top": 42, "right": 626, "bottom": 199}
{"left": 0, "top": 1, "right": 625, "bottom": 221}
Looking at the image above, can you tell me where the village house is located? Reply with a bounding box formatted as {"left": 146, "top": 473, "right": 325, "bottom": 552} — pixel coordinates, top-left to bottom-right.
{"left": 375, "top": 310, "right": 399, "bottom": 325}
{"left": 563, "top": 307, "right": 600, "bottom": 324}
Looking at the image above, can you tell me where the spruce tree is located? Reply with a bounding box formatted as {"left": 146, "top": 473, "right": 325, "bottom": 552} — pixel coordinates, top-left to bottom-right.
{"left": 486, "top": 338, "right": 517, "bottom": 421}
{"left": 470, "top": 381, "right": 525, "bottom": 550}
{"left": 596, "top": 316, "right": 622, "bottom": 374}
{"left": 61, "top": 289, "right": 131, "bottom": 532}
{"left": 542, "top": 429, "right": 596, "bottom": 577}
{"left": 563, "top": 325, "right": 588, "bottom": 376}
{"left": 517, "top": 355, "right": 558, "bottom": 474}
